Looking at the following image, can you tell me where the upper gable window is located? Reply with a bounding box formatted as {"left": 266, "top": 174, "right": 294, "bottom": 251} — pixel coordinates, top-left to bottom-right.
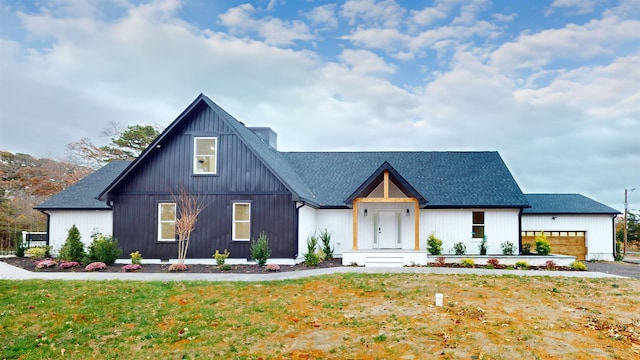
{"left": 194, "top": 137, "right": 217, "bottom": 174}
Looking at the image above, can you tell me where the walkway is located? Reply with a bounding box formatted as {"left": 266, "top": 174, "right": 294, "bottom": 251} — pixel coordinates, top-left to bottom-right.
{"left": 0, "top": 261, "right": 630, "bottom": 282}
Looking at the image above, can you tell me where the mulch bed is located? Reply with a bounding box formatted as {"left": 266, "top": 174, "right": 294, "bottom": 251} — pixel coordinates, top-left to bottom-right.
{"left": 1, "top": 257, "right": 343, "bottom": 274}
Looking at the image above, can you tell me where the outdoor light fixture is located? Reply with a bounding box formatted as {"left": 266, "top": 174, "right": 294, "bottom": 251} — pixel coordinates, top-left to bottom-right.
{"left": 406, "top": 209, "right": 410, "bottom": 216}
{"left": 552, "top": 216, "right": 557, "bottom": 220}
{"left": 364, "top": 209, "right": 368, "bottom": 216}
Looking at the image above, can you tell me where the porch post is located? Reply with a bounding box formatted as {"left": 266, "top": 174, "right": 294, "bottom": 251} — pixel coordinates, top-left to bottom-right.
{"left": 352, "top": 199, "right": 359, "bottom": 250}
{"left": 414, "top": 199, "right": 420, "bottom": 250}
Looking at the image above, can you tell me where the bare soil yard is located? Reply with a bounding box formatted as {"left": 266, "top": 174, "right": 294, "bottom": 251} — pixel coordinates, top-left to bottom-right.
{"left": 1, "top": 273, "right": 639, "bottom": 359}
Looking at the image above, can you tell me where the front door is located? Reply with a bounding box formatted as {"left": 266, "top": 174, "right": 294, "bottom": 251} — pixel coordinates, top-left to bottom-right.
{"left": 376, "top": 211, "right": 399, "bottom": 249}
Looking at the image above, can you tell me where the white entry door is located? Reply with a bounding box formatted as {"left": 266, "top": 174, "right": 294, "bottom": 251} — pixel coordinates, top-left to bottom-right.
{"left": 376, "top": 212, "right": 399, "bottom": 249}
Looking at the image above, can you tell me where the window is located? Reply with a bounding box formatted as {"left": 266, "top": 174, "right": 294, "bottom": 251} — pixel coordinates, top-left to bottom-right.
{"left": 232, "top": 202, "right": 251, "bottom": 241}
{"left": 472, "top": 211, "right": 484, "bottom": 239}
{"left": 158, "top": 203, "right": 176, "bottom": 241}
{"left": 194, "top": 137, "right": 217, "bottom": 174}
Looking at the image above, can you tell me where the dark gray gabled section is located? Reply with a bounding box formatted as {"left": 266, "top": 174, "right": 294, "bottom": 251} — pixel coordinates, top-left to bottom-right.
{"left": 344, "top": 161, "right": 427, "bottom": 205}
{"left": 36, "top": 160, "right": 130, "bottom": 210}
{"left": 282, "top": 151, "right": 529, "bottom": 208}
{"left": 523, "top": 194, "right": 620, "bottom": 214}
{"left": 99, "top": 94, "right": 316, "bottom": 205}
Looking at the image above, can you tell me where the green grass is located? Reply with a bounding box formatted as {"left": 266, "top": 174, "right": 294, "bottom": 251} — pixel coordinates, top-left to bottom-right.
{"left": 1, "top": 274, "right": 639, "bottom": 359}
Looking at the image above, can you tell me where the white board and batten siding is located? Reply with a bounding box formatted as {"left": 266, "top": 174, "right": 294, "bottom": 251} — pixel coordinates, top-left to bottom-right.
{"left": 300, "top": 206, "right": 521, "bottom": 257}
{"left": 522, "top": 214, "right": 615, "bottom": 261}
{"left": 297, "top": 205, "right": 352, "bottom": 260}
{"left": 422, "top": 209, "right": 520, "bottom": 255}
{"left": 47, "top": 210, "right": 113, "bottom": 255}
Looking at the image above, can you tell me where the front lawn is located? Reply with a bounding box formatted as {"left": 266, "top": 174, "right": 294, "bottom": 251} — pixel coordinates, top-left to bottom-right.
{"left": 1, "top": 274, "right": 638, "bottom": 359}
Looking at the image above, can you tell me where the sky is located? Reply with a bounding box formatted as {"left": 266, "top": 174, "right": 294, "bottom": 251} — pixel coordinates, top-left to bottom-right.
{"left": 0, "top": 0, "right": 638, "bottom": 212}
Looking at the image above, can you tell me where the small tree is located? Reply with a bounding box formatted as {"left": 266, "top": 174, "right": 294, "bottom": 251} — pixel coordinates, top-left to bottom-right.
{"left": 173, "top": 188, "right": 206, "bottom": 266}
{"left": 479, "top": 235, "right": 488, "bottom": 255}
{"left": 319, "top": 229, "right": 333, "bottom": 260}
{"left": 427, "top": 233, "right": 443, "bottom": 255}
{"left": 59, "top": 225, "right": 85, "bottom": 262}
{"left": 304, "top": 234, "right": 320, "bottom": 266}
{"left": 535, "top": 232, "right": 551, "bottom": 255}
{"left": 251, "top": 231, "right": 271, "bottom": 266}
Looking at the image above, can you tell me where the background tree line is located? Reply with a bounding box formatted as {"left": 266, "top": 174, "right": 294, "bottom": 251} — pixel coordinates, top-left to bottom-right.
{"left": 0, "top": 123, "right": 161, "bottom": 250}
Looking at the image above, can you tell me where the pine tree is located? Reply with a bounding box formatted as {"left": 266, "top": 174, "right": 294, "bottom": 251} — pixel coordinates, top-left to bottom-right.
{"left": 59, "top": 225, "right": 86, "bottom": 261}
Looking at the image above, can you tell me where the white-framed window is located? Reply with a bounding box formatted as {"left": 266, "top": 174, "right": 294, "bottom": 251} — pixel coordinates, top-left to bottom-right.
{"left": 194, "top": 137, "right": 217, "bottom": 174}
{"left": 158, "top": 202, "right": 176, "bottom": 242}
{"left": 232, "top": 202, "right": 251, "bottom": 241}
{"left": 472, "top": 211, "right": 484, "bottom": 239}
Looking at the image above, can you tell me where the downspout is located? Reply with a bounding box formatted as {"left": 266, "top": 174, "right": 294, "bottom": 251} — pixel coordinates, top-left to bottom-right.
{"left": 518, "top": 208, "right": 523, "bottom": 254}
{"left": 37, "top": 210, "right": 51, "bottom": 248}
{"left": 294, "top": 201, "right": 306, "bottom": 259}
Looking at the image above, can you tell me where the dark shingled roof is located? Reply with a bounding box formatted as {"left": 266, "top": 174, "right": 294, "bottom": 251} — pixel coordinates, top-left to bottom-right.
{"left": 523, "top": 194, "right": 620, "bottom": 214}
{"left": 282, "top": 151, "right": 529, "bottom": 208}
{"left": 35, "top": 161, "right": 131, "bottom": 210}
{"left": 93, "top": 94, "right": 528, "bottom": 209}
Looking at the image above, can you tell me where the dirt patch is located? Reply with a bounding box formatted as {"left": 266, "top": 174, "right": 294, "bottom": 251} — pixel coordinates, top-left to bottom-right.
{"left": 0, "top": 256, "right": 343, "bottom": 274}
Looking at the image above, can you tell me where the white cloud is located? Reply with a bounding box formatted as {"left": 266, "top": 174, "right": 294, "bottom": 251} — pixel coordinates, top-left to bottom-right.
{"left": 0, "top": 0, "right": 637, "bottom": 211}
{"left": 340, "top": 0, "right": 405, "bottom": 28}
{"left": 219, "top": 3, "right": 313, "bottom": 46}
{"left": 305, "top": 4, "right": 339, "bottom": 31}
{"left": 338, "top": 49, "right": 396, "bottom": 75}
{"left": 340, "top": 27, "right": 408, "bottom": 49}
{"left": 490, "top": 16, "right": 640, "bottom": 71}
{"left": 547, "top": 0, "right": 599, "bottom": 15}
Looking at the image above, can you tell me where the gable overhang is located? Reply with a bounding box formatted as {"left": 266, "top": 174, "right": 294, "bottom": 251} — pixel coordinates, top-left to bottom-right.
{"left": 344, "top": 161, "right": 427, "bottom": 206}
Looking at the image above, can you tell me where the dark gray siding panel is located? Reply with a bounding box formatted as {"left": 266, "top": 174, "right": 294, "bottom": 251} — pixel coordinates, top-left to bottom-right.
{"left": 111, "top": 103, "right": 298, "bottom": 259}
{"left": 113, "top": 104, "right": 288, "bottom": 195}
{"left": 113, "top": 193, "right": 298, "bottom": 260}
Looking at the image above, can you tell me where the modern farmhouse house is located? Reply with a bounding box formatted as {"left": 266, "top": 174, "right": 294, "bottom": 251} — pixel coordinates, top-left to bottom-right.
{"left": 36, "top": 94, "right": 620, "bottom": 265}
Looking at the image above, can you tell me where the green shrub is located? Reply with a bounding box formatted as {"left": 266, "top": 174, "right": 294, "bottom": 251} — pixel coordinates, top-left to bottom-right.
{"left": 427, "top": 233, "right": 443, "bottom": 255}
{"left": 500, "top": 241, "right": 516, "bottom": 255}
{"left": 515, "top": 260, "right": 528, "bottom": 270}
{"left": 87, "top": 231, "right": 122, "bottom": 265}
{"left": 219, "top": 264, "right": 232, "bottom": 271}
{"left": 452, "top": 242, "right": 466, "bottom": 255}
{"left": 479, "top": 235, "right": 488, "bottom": 255}
{"left": 59, "top": 225, "right": 86, "bottom": 262}
{"left": 250, "top": 231, "right": 271, "bottom": 266}
{"left": 25, "top": 247, "right": 47, "bottom": 260}
{"left": 130, "top": 251, "right": 143, "bottom": 265}
{"left": 214, "top": 249, "right": 230, "bottom": 266}
{"left": 304, "top": 235, "right": 320, "bottom": 267}
{"left": 522, "top": 243, "right": 532, "bottom": 255}
{"left": 570, "top": 261, "right": 587, "bottom": 271}
{"left": 461, "top": 258, "right": 474, "bottom": 267}
{"left": 319, "top": 229, "right": 333, "bottom": 260}
{"left": 15, "top": 237, "right": 26, "bottom": 257}
{"left": 535, "top": 232, "right": 551, "bottom": 255}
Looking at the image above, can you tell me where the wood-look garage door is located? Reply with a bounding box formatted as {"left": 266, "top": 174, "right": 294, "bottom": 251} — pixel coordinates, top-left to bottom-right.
{"left": 521, "top": 231, "right": 587, "bottom": 261}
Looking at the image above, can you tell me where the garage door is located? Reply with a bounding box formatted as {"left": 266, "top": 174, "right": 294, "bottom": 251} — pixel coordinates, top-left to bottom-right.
{"left": 521, "top": 231, "right": 587, "bottom": 261}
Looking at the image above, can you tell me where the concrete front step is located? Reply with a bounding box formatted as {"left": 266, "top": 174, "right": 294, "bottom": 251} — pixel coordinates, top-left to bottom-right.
{"left": 364, "top": 256, "right": 404, "bottom": 268}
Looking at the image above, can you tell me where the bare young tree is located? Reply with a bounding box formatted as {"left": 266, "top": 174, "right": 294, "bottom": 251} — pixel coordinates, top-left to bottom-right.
{"left": 173, "top": 188, "right": 206, "bottom": 267}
